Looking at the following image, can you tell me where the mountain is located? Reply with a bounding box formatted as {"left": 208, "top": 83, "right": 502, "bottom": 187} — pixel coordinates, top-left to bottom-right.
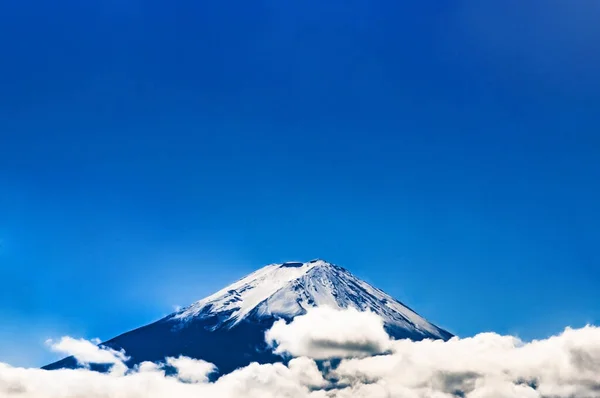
{"left": 44, "top": 259, "right": 452, "bottom": 374}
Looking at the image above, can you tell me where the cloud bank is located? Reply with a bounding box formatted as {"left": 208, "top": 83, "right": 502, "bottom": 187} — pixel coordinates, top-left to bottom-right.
{"left": 1, "top": 308, "right": 600, "bottom": 398}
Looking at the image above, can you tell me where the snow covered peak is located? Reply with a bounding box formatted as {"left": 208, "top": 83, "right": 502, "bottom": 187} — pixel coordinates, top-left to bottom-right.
{"left": 173, "top": 260, "right": 325, "bottom": 323}
{"left": 171, "top": 260, "right": 451, "bottom": 340}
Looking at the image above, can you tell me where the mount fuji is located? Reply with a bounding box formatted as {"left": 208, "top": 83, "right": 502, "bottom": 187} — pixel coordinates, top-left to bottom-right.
{"left": 44, "top": 259, "right": 452, "bottom": 374}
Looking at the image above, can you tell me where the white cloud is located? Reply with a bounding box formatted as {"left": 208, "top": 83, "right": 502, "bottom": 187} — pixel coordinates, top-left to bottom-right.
{"left": 47, "top": 337, "right": 128, "bottom": 367}
{"left": 287, "top": 357, "right": 327, "bottom": 389}
{"left": 266, "top": 306, "right": 392, "bottom": 359}
{"left": 1, "top": 308, "right": 599, "bottom": 398}
{"left": 331, "top": 325, "right": 600, "bottom": 398}
{"left": 212, "top": 361, "right": 315, "bottom": 398}
{"left": 165, "top": 356, "right": 216, "bottom": 383}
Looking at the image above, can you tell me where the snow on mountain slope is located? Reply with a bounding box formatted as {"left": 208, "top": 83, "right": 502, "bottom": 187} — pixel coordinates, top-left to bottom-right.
{"left": 173, "top": 260, "right": 319, "bottom": 325}
{"left": 171, "top": 259, "right": 450, "bottom": 340}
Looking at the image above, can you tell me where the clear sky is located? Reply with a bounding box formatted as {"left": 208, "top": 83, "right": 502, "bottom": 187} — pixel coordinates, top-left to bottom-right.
{"left": 1, "top": 0, "right": 599, "bottom": 367}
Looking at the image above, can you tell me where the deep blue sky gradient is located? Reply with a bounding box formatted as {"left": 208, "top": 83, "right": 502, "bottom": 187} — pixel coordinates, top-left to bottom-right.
{"left": 1, "top": 0, "right": 599, "bottom": 366}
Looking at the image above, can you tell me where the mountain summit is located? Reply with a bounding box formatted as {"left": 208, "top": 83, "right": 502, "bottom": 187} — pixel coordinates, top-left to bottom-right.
{"left": 45, "top": 260, "right": 452, "bottom": 374}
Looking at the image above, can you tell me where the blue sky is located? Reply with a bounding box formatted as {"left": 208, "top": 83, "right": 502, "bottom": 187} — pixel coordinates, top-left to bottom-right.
{"left": 1, "top": 0, "right": 599, "bottom": 367}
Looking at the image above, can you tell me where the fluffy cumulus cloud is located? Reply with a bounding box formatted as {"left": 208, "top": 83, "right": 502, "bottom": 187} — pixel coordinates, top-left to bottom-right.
{"left": 331, "top": 326, "right": 600, "bottom": 398}
{"left": 1, "top": 308, "right": 600, "bottom": 398}
{"left": 266, "top": 306, "right": 392, "bottom": 359}
{"left": 47, "top": 337, "right": 128, "bottom": 367}
{"left": 165, "top": 356, "right": 217, "bottom": 384}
